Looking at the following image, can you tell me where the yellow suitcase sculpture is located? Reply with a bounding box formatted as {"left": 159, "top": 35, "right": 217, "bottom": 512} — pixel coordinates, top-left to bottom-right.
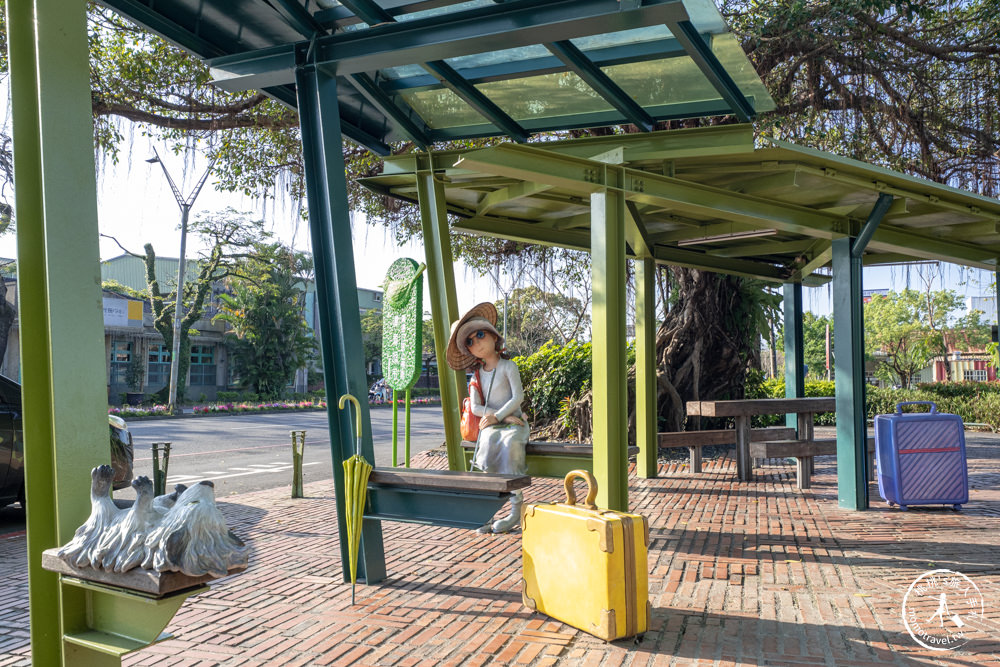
{"left": 521, "top": 470, "right": 649, "bottom": 642}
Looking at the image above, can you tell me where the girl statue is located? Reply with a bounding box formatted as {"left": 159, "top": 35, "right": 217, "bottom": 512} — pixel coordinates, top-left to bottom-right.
{"left": 446, "top": 302, "right": 529, "bottom": 534}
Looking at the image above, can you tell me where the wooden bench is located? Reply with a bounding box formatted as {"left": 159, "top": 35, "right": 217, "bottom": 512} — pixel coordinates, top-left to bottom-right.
{"left": 749, "top": 437, "right": 876, "bottom": 490}
{"left": 657, "top": 426, "right": 797, "bottom": 473}
{"left": 365, "top": 467, "right": 531, "bottom": 529}
{"left": 687, "top": 398, "right": 836, "bottom": 482}
{"left": 460, "top": 441, "right": 640, "bottom": 479}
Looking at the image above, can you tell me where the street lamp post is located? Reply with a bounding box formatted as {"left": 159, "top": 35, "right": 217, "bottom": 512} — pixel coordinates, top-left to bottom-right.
{"left": 146, "top": 148, "right": 217, "bottom": 413}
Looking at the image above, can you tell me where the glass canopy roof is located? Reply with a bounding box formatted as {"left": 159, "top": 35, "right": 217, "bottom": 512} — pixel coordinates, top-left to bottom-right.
{"left": 100, "top": 0, "right": 774, "bottom": 154}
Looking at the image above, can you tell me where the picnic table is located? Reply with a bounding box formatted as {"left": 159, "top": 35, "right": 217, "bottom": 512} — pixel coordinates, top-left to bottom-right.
{"left": 686, "top": 397, "right": 836, "bottom": 485}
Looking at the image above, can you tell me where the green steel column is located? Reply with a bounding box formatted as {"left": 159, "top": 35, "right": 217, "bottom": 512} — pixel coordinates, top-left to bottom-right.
{"left": 635, "top": 258, "right": 658, "bottom": 478}
{"left": 591, "top": 173, "right": 628, "bottom": 511}
{"left": 831, "top": 237, "right": 868, "bottom": 510}
{"left": 8, "top": 0, "right": 115, "bottom": 662}
{"left": 783, "top": 283, "right": 805, "bottom": 430}
{"left": 415, "top": 166, "right": 465, "bottom": 471}
{"left": 296, "top": 65, "right": 386, "bottom": 583}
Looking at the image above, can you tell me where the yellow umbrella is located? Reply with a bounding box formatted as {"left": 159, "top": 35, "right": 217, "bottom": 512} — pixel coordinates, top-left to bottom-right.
{"left": 338, "top": 393, "right": 372, "bottom": 605}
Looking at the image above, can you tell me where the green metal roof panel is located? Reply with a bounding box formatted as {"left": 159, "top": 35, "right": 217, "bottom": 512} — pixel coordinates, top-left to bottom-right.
{"left": 101, "top": 0, "right": 774, "bottom": 152}
{"left": 359, "top": 125, "right": 1000, "bottom": 282}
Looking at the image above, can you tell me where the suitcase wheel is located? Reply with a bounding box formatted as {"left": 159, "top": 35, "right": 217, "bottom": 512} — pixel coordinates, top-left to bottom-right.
{"left": 899, "top": 505, "right": 908, "bottom": 511}
{"left": 953, "top": 504, "right": 962, "bottom": 511}
{"left": 887, "top": 501, "right": 895, "bottom": 507}
{"left": 634, "top": 634, "right": 644, "bottom": 645}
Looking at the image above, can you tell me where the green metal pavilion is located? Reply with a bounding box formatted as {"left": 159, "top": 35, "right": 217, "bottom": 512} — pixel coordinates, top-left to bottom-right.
{"left": 8, "top": 0, "right": 1000, "bottom": 663}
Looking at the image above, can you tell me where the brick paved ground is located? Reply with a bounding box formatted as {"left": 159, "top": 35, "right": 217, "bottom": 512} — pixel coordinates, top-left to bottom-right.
{"left": 1, "top": 431, "right": 998, "bottom": 666}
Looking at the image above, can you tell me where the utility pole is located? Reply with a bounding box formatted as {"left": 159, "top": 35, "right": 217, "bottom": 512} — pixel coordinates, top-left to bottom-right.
{"left": 146, "top": 148, "right": 217, "bottom": 413}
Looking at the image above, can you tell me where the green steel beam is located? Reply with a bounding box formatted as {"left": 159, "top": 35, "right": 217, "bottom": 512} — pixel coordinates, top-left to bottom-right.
{"left": 335, "top": 0, "right": 529, "bottom": 143}
{"left": 832, "top": 237, "right": 868, "bottom": 511}
{"left": 667, "top": 20, "right": 755, "bottom": 122}
{"left": 345, "top": 72, "right": 431, "bottom": 149}
{"left": 421, "top": 60, "right": 529, "bottom": 142}
{"left": 709, "top": 238, "right": 814, "bottom": 258}
{"left": 545, "top": 40, "right": 655, "bottom": 131}
{"left": 636, "top": 258, "right": 658, "bottom": 479}
{"left": 269, "top": 0, "right": 328, "bottom": 38}
{"left": 477, "top": 182, "right": 555, "bottom": 216}
{"left": 337, "top": 0, "right": 394, "bottom": 24}
{"left": 209, "top": 0, "right": 690, "bottom": 89}
{"left": 296, "top": 66, "right": 387, "bottom": 583}
{"left": 853, "top": 193, "right": 893, "bottom": 257}
{"left": 783, "top": 283, "right": 805, "bottom": 430}
{"left": 866, "top": 226, "right": 995, "bottom": 270}
{"left": 455, "top": 215, "right": 794, "bottom": 282}
{"left": 454, "top": 145, "right": 847, "bottom": 238}
{"left": 372, "top": 125, "right": 753, "bottom": 176}
{"left": 10, "top": 0, "right": 120, "bottom": 662}
{"left": 591, "top": 170, "right": 629, "bottom": 511}
{"left": 99, "top": 0, "right": 227, "bottom": 57}
{"left": 728, "top": 170, "right": 800, "bottom": 195}
{"left": 653, "top": 221, "right": 761, "bottom": 243}
{"left": 652, "top": 246, "right": 790, "bottom": 282}
{"left": 415, "top": 163, "right": 466, "bottom": 471}
{"left": 790, "top": 241, "right": 832, "bottom": 281}
{"left": 383, "top": 34, "right": 700, "bottom": 93}
{"left": 625, "top": 202, "right": 654, "bottom": 259}
{"left": 455, "top": 217, "right": 592, "bottom": 250}
{"left": 539, "top": 124, "right": 756, "bottom": 162}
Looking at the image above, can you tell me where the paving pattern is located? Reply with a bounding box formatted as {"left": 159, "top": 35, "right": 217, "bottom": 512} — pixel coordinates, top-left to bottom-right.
{"left": 1, "top": 432, "right": 998, "bottom": 666}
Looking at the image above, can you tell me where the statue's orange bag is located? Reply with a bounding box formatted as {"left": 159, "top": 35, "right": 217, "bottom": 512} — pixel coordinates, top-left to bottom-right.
{"left": 460, "top": 370, "right": 483, "bottom": 442}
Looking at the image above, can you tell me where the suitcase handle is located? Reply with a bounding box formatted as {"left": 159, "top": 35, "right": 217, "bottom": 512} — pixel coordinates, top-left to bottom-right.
{"left": 895, "top": 401, "right": 937, "bottom": 415}
{"left": 563, "top": 470, "right": 598, "bottom": 510}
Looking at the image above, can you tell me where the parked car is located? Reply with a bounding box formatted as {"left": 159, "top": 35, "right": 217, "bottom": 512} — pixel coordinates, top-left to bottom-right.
{"left": 0, "top": 374, "right": 134, "bottom": 509}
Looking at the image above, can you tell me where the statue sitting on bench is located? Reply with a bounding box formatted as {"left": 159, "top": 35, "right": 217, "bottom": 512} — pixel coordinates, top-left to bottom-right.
{"left": 447, "top": 302, "right": 528, "bottom": 534}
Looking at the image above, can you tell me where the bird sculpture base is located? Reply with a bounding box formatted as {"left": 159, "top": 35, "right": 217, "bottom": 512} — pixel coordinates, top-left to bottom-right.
{"left": 41, "top": 548, "right": 246, "bottom": 598}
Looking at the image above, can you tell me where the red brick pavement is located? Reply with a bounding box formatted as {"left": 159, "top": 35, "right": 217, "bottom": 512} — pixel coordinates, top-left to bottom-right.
{"left": 0, "top": 432, "right": 998, "bottom": 666}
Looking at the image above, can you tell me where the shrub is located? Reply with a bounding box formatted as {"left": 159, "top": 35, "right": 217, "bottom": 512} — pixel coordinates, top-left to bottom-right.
{"left": 514, "top": 340, "right": 592, "bottom": 423}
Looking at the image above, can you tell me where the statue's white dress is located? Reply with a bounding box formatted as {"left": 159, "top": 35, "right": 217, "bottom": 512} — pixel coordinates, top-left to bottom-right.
{"left": 469, "top": 358, "right": 529, "bottom": 475}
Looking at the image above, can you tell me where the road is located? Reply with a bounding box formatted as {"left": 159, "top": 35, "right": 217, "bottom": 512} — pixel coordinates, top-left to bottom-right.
{"left": 0, "top": 405, "right": 446, "bottom": 535}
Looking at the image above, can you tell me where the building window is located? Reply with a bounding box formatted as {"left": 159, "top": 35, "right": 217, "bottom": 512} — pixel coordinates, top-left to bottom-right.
{"left": 147, "top": 344, "right": 171, "bottom": 386}
{"left": 190, "top": 345, "right": 216, "bottom": 386}
{"left": 964, "top": 369, "right": 988, "bottom": 382}
{"left": 109, "top": 340, "right": 132, "bottom": 385}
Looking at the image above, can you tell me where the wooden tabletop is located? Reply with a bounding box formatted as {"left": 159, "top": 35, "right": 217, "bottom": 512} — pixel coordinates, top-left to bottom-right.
{"left": 686, "top": 397, "right": 836, "bottom": 417}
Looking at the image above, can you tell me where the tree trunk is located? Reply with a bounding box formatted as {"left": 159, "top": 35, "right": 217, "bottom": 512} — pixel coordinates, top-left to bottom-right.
{"left": 568, "top": 268, "right": 760, "bottom": 441}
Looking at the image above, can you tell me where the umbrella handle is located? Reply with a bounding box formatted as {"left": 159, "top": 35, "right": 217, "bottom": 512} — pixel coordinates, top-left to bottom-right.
{"left": 338, "top": 394, "right": 363, "bottom": 451}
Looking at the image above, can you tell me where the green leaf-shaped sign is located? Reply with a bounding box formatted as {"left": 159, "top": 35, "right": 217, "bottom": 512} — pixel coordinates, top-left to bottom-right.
{"left": 382, "top": 258, "right": 424, "bottom": 390}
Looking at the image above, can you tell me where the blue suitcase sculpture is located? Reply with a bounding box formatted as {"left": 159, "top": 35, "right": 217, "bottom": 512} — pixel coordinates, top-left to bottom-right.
{"left": 874, "top": 402, "right": 968, "bottom": 511}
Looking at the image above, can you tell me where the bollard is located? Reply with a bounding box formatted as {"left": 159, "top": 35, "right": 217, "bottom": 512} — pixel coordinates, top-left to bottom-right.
{"left": 290, "top": 430, "right": 306, "bottom": 498}
{"left": 151, "top": 441, "right": 172, "bottom": 496}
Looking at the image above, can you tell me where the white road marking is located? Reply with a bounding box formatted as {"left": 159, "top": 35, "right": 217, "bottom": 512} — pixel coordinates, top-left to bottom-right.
{"left": 167, "top": 461, "right": 321, "bottom": 484}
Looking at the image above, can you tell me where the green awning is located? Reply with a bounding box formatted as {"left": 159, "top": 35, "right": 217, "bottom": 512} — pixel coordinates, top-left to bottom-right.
{"left": 360, "top": 125, "right": 1000, "bottom": 283}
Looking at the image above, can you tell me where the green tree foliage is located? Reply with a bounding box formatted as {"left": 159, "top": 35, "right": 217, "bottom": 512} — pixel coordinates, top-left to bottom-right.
{"left": 777, "top": 312, "right": 834, "bottom": 380}
{"left": 514, "top": 341, "right": 592, "bottom": 430}
{"left": 496, "top": 286, "right": 590, "bottom": 358}
{"left": 360, "top": 308, "right": 382, "bottom": 384}
{"left": 801, "top": 312, "right": 834, "bottom": 380}
{"left": 214, "top": 244, "right": 317, "bottom": 399}
{"left": 731, "top": 0, "right": 1000, "bottom": 194}
{"left": 140, "top": 208, "right": 267, "bottom": 401}
{"left": 863, "top": 289, "right": 990, "bottom": 388}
